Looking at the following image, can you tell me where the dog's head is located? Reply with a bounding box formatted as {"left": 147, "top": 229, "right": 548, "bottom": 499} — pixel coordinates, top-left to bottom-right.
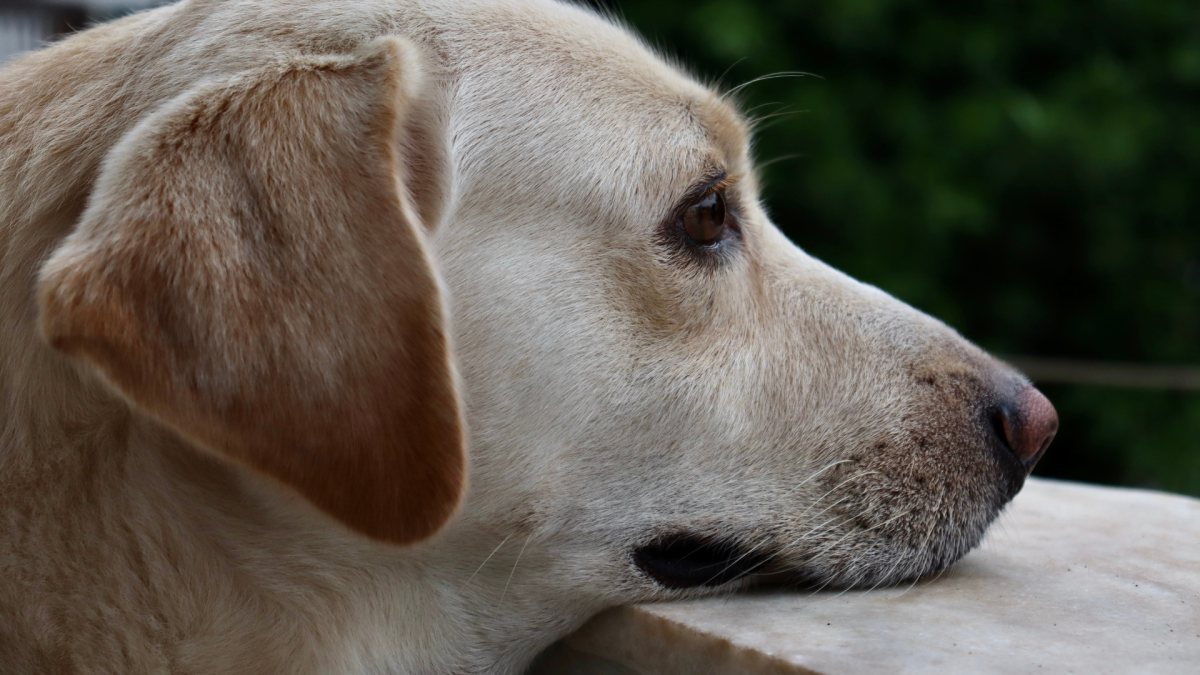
{"left": 422, "top": 0, "right": 1057, "bottom": 598}
{"left": 32, "top": 0, "right": 1056, "bottom": 660}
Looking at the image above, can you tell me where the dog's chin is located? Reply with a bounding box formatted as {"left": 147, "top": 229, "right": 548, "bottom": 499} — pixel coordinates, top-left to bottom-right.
{"left": 770, "top": 510, "right": 1005, "bottom": 592}
{"left": 634, "top": 497, "right": 1006, "bottom": 594}
{"left": 631, "top": 535, "right": 957, "bottom": 594}
{"left": 744, "top": 547, "right": 968, "bottom": 592}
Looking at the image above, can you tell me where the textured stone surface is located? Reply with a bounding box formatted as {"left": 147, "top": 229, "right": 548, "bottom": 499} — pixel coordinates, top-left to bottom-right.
{"left": 532, "top": 478, "right": 1200, "bottom": 674}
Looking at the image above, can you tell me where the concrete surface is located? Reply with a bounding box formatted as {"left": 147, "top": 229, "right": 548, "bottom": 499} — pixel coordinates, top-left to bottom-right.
{"left": 531, "top": 478, "right": 1200, "bottom": 674}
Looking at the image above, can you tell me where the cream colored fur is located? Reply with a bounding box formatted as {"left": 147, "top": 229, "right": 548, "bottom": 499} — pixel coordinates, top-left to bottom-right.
{"left": 1, "top": 0, "right": 1034, "bottom": 672}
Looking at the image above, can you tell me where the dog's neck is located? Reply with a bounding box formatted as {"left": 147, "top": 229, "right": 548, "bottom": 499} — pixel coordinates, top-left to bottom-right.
{"left": 1, "top": 247, "right": 588, "bottom": 671}
{"left": 0, "top": 363, "right": 577, "bottom": 673}
{"left": 1, "top": 208, "right": 587, "bottom": 675}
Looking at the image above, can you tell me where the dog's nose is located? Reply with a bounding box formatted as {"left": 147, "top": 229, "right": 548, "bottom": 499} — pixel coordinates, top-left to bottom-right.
{"left": 997, "top": 385, "right": 1058, "bottom": 468}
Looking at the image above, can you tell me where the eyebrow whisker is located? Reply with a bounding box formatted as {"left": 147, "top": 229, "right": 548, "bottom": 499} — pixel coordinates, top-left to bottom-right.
{"left": 723, "top": 71, "right": 824, "bottom": 99}
{"left": 712, "top": 57, "right": 749, "bottom": 90}
{"left": 756, "top": 154, "right": 804, "bottom": 171}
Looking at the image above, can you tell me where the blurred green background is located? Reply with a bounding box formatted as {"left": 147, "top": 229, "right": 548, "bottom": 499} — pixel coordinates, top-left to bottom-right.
{"left": 590, "top": 0, "right": 1200, "bottom": 496}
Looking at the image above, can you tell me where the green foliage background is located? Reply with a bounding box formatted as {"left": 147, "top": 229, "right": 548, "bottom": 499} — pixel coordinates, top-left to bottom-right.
{"left": 594, "top": 0, "right": 1200, "bottom": 496}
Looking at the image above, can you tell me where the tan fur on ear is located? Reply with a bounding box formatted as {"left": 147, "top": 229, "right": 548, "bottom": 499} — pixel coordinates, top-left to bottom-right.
{"left": 36, "top": 37, "right": 464, "bottom": 545}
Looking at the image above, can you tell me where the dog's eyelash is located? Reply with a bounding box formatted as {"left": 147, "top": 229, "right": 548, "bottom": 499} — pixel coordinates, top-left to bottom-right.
{"left": 684, "top": 170, "right": 740, "bottom": 204}
{"left": 707, "top": 174, "right": 741, "bottom": 194}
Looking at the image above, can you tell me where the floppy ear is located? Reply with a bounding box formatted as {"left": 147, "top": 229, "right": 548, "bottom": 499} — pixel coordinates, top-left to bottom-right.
{"left": 37, "top": 38, "right": 464, "bottom": 545}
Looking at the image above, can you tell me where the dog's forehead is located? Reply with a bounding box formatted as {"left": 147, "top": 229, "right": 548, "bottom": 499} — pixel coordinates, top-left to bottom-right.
{"left": 436, "top": 0, "right": 749, "bottom": 210}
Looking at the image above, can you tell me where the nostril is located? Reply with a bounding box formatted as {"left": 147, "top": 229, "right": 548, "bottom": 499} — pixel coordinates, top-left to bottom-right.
{"left": 991, "top": 409, "right": 1015, "bottom": 455}
{"left": 997, "top": 386, "right": 1059, "bottom": 467}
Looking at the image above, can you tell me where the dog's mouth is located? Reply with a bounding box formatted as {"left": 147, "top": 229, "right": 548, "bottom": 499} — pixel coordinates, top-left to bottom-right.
{"left": 633, "top": 534, "right": 770, "bottom": 590}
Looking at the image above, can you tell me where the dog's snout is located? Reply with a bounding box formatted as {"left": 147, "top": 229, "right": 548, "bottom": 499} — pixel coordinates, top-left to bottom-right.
{"left": 995, "top": 385, "right": 1058, "bottom": 469}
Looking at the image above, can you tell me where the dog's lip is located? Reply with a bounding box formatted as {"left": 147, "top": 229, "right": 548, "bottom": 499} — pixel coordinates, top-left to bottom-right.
{"left": 633, "top": 534, "right": 770, "bottom": 590}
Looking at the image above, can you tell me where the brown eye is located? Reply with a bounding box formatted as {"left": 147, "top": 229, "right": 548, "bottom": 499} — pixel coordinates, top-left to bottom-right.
{"left": 682, "top": 190, "right": 727, "bottom": 246}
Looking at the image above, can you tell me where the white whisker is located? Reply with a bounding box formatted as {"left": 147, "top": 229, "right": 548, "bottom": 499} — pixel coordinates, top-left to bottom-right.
{"left": 890, "top": 487, "right": 947, "bottom": 599}
{"left": 794, "top": 506, "right": 881, "bottom": 563}
{"left": 713, "top": 57, "right": 748, "bottom": 89}
{"left": 767, "top": 507, "right": 863, "bottom": 565}
{"left": 703, "top": 533, "right": 776, "bottom": 587}
{"left": 782, "top": 459, "right": 855, "bottom": 500}
{"left": 856, "top": 509, "right": 920, "bottom": 593}
{"left": 748, "top": 109, "right": 806, "bottom": 133}
{"left": 460, "top": 534, "right": 512, "bottom": 589}
{"left": 743, "top": 100, "right": 784, "bottom": 115}
{"left": 756, "top": 153, "right": 804, "bottom": 171}
{"left": 723, "top": 71, "right": 823, "bottom": 99}
{"left": 498, "top": 531, "right": 533, "bottom": 608}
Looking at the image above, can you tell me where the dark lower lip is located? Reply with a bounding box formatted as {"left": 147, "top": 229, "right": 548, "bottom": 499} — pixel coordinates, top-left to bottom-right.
{"left": 633, "top": 534, "right": 769, "bottom": 590}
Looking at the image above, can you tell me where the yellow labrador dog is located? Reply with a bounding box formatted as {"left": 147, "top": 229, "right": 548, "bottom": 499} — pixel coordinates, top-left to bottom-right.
{"left": 0, "top": 0, "right": 1058, "bottom": 672}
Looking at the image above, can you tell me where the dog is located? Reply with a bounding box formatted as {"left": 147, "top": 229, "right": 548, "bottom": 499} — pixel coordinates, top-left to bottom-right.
{"left": 0, "top": 0, "right": 1058, "bottom": 672}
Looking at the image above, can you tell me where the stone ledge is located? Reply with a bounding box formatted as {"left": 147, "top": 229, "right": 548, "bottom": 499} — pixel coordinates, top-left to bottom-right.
{"left": 531, "top": 478, "right": 1200, "bottom": 674}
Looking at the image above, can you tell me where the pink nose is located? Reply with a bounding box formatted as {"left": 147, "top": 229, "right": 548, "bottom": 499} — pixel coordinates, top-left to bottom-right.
{"left": 999, "top": 385, "right": 1059, "bottom": 466}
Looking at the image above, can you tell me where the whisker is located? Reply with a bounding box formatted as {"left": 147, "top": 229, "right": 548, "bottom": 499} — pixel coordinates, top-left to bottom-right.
{"left": 927, "top": 561, "right": 953, "bottom": 586}
{"left": 890, "top": 487, "right": 947, "bottom": 599}
{"left": 702, "top": 533, "right": 776, "bottom": 587}
{"left": 782, "top": 454, "right": 859, "bottom": 497}
{"left": 766, "top": 499, "right": 881, "bottom": 567}
{"left": 767, "top": 502, "right": 904, "bottom": 591}
{"left": 749, "top": 116, "right": 800, "bottom": 135}
{"left": 890, "top": 563, "right": 926, "bottom": 598}
{"left": 803, "top": 569, "right": 841, "bottom": 598}
{"left": 785, "top": 469, "right": 881, "bottom": 526}
{"left": 755, "top": 153, "right": 804, "bottom": 172}
{"left": 843, "top": 508, "right": 919, "bottom": 594}
{"left": 768, "top": 507, "right": 862, "bottom": 563}
{"left": 865, "top": 550, "right": 908, "bottom": 594}
{"left": 819, "top": 570, "right": 867, "bottom": 604}
{"left": 720, "top": 70, "right": 825, "bottom": 97}
{"left": 713, "top": 57, "right": 749, "bottom": 89}
{"left": 747, "top": 105, "right": 796, "bottom": 123}
{"left": 892, "top": 559, "right": 946, "bottom": 600}
{"left": 743, "top": 100, "right": 784, "bottom": 115}
{"left": 793, "top": 505, "right": 884, "bottom": 563}
{"left": 748, "top": 109, "right": 805, "bottom": 131}
{"left": 498, "top": 531, "right": 533, "bottom": 608}
{"left": 460, "top": 533, "right": 512, "bottom": 589}
{"left": 782, "top": 503, "right": 854, "bottom": 548}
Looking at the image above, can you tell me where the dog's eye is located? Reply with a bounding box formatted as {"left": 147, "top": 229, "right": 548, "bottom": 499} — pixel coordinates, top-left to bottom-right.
{"left": 682, "top": 190, "right": 727, "bottom": 246}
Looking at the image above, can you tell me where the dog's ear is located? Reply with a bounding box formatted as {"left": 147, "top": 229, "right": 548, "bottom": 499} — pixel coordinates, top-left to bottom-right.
{"left": 37, "top": 38, "right": 464, "bottom": 545}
